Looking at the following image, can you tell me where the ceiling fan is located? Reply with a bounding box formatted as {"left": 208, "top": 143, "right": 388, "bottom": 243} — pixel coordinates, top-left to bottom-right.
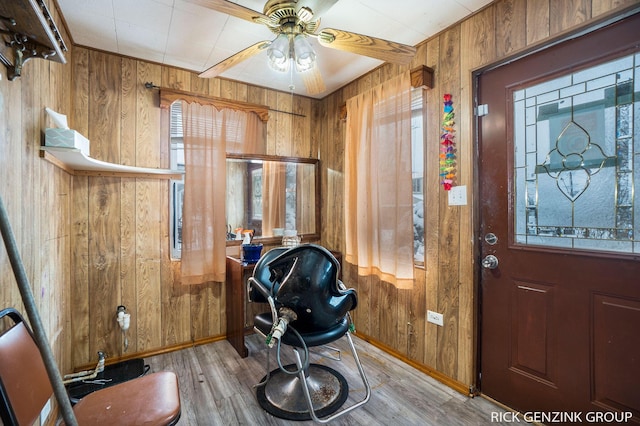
{"left": 189, "top": 0, "right": 417, "bottom": 95}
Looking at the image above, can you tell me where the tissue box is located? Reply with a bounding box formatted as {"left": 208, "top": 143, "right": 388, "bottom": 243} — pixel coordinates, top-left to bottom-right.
{"left": 45, "top": 128, "right": 90, "bottom": 156}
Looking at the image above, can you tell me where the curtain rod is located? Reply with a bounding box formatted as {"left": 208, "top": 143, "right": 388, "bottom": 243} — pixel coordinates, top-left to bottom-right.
{"left": 270, "top": 108, "right": 306, "bottom": 118}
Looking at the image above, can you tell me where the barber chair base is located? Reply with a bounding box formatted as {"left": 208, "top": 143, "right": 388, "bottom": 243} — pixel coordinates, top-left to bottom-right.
{"left": 256, "top": 364, "right": 349, "bottom": 421}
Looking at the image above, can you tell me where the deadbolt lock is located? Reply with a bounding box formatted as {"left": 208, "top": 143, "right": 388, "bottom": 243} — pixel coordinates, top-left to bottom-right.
{"left": 484, "top": 233, "right": 498, "bottom": 245}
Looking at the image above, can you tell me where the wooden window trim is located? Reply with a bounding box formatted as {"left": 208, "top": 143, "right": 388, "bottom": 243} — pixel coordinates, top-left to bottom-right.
{"left": 159, "top": 88, "right": 270, "bottom": 122}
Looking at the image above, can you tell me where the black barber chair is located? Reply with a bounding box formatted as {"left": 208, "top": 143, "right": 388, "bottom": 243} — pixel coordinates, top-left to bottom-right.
{"left": 248, "top": 244, "right": 370, "bottom": 423}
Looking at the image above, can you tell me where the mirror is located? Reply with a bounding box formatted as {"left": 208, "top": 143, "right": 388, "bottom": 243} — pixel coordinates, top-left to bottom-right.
{"left": 167, "top": 100, "right": 319, "bottom": 255}
{"left": 225, "top": 154, "right": 319, "bottom": 243}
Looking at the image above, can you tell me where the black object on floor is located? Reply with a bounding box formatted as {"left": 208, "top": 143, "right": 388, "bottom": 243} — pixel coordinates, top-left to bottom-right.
{"left": 66, "top": 358, "right": 149, "bottom": 403}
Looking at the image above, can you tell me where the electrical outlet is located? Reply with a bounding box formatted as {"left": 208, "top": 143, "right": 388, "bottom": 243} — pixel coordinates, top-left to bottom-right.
{"left": 427, "top": 310, "right": 444, "bottom": 326}
{"left": 448, "top": 185, "right": 467, "bottom": 206}
{"left": 40, "top": 398, "right": 51, "bottom": 425}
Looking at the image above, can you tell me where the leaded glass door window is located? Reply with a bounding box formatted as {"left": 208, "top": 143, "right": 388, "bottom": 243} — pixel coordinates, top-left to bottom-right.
{"left": 514, "top": 53, "right": 639, "bottom": 253}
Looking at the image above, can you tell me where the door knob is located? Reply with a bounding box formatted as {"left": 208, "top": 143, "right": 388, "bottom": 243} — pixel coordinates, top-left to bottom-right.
{"left": 481, "top": 254, "right": 499, "bottom": 269}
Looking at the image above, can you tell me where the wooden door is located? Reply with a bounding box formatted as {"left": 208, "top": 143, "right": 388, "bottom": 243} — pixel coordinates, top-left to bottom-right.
{"left": 477, "top": 13, "right": 640, "bottom": 421}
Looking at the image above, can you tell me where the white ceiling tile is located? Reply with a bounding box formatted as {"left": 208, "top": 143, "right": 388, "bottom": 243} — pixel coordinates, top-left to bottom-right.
{"left": 455, "top": 0, "right": 493, "bottom": 13}
{"left": 56, "top": 0, "right": 494, "bottom": 98}
{"left": 65, "top": 14, "right": 118, "bottom": 52}
{"left": 115, "top": 21, "right": 169, "bottom": 55}
{"left": 113, "top": 0, "right": 174, "bottom": 31}
{"left": 214, "top": 23, "right": 272, "bottom": 51}
{"left": 165, "top": 38, "right": 217, "bottom": 70}
{"left": 57, "top": 0, "right": 115, "bottom": 19}
{"left": 168, "top": 8, "right": 228, "bottom": 42}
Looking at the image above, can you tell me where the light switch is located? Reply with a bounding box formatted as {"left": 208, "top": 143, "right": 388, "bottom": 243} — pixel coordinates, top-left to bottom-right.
{"left": 427, "top": 310, "right": 444, "bottom": 326}
{"left": 448, "top": 185, "right": 467, "bottom": 206}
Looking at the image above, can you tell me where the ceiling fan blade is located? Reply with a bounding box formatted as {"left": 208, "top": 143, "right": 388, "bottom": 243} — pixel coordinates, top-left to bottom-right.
{"left": 296, "top": 0, "right": 339, "bottom": 20}
{"left": 199, "top": 41, "right": 270, "bottom": 78}
{"left": 317, "top": 28, "right": 416, "bottom": 65}
{"left": 300, "top": 66, "right": 326, "bottom": 96}
{"left": 187, "top": 0, "right": 268, "bottom": 24}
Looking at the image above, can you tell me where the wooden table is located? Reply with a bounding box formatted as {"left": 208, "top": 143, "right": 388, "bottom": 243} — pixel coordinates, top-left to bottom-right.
{"left": 225, "top": 256, "right": 255, "bottom": 358}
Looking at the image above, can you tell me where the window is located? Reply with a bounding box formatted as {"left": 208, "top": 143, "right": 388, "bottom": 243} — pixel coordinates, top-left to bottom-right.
{"left": 170, "top": 102, "right": 185, "bottom": 259}
{"left": 170, "top": 90, "right": 424, "bottom": 263}
{"left": 513, "top": 53, "right": 639, "bottom": 253}
{"left": 412, "top": 88, "right": 426, "bottom": 265}
{"left": 169, "top": 101, "right": 262, "bottom": 259}
{"left": 247, "top": 163, "right": 263, "bottom": 234}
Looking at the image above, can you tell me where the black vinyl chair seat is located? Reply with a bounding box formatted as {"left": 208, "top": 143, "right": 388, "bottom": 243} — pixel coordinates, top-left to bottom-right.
{"left": 254, "top": 312, "right": 350, "bottom": 348}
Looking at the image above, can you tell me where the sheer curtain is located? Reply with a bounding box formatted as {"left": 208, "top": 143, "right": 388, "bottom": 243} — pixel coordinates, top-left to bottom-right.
{"left": 296, "top": 165, "right": 316, "bottom": 233}
{"left": 262, "top": 161, "right": 286, "bottom": 236}
{"left": 344, "top": 71, "right": 414, "bottom": 288}
{"left": 180, "top": 102, "right": 264, "bottom": 285}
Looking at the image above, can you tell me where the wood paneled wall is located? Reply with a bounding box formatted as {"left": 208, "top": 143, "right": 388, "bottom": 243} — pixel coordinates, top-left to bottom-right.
{"left": 317, "top": 0, "right": 639, "bottom": 390}
{"left": 0, "top": 0, "right": 73, "bottom": 379}
{"left": 67, "top": 48, "right": 321, "bottom": 366}
{"left": 1, "top": 0, "right": 635, "bottom": 399}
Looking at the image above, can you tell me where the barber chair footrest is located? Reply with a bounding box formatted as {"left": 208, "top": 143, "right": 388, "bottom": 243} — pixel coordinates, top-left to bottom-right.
{"left": 256, "top": 364, "right": 348, "bottom": 421}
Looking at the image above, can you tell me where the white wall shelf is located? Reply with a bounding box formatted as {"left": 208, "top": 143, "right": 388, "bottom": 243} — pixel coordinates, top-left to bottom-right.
{"left": 40, "top": 147, "right": 183, "bottom": 179}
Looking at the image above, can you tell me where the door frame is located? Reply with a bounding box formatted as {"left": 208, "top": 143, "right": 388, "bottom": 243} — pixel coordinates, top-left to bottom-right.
{"left": 472, "top": 4, "right": 640, "bottom": 394}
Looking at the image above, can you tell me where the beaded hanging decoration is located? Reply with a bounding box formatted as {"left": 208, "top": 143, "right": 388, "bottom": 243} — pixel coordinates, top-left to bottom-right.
{"left": 440, "top": 94, "right": 456, "bottom": 190}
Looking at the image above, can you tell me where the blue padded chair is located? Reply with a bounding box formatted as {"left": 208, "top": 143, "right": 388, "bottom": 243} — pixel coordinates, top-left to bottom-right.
{"left": 248, "top": 244, "right": 370, "bottom": 423}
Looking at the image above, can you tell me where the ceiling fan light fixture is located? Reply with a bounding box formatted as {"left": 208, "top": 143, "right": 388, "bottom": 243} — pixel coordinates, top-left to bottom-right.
{"left": 267, "top": 33, "right": 290, "bottom": 71}
{"left": 293, "top": 34, "right": 316, "bottom": 72}
{"left": 194, "top": 0, "right": 419, "bottom": 94}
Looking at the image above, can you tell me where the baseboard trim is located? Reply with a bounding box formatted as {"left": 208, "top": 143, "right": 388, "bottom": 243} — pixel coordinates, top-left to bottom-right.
{"left": 75, "top": 331, "right": 474, "bottom": 401}
{"left": 354, "top": 332, "right": 475, "bottom": 397}
{"left": 73, "top": 334, "right": 227, "bottom": 371}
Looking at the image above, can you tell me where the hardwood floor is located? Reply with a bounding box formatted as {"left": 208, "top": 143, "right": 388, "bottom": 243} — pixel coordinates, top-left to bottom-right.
{"left": 147, "top": 333, "right": 511, "bottom": 425}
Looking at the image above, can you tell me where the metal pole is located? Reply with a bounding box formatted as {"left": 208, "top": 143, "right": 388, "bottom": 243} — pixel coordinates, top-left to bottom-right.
{"left": 0, "top": 196, "right": 78, "bottom": 426}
